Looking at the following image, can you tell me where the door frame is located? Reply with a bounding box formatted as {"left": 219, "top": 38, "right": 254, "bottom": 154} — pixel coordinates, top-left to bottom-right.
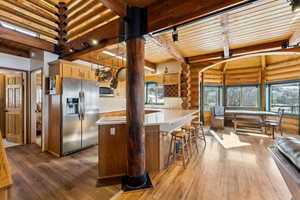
{"left": 30, "top": 68, "right": 44, "bottom": 148}
{"left": 0, "top": 67, "right": 28, "bottom": 145}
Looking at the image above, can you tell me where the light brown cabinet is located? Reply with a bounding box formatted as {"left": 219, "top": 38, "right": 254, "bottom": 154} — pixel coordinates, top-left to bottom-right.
{"left": 145, "top": 73, "right": 179, "bottom": 85}
{"left": 49, "top": 59, "right": 98, "bottom": 81}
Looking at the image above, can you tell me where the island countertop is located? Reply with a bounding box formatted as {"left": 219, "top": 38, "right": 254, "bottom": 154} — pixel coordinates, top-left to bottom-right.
{"left": 96, "top": 108, "right": 198, "bottom": 127}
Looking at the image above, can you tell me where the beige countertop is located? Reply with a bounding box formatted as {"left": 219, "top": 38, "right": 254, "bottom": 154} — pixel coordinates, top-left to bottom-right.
{"left": 96, "top": 109, "right": 198, "bottom": 127}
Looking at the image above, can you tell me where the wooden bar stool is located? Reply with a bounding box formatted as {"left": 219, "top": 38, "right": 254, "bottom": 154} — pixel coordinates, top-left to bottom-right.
{"left": 182, "top": 125, "right": 198, "bottom": 155}
{"left": 192, "top": 121, "right": 206, "bottom": 145}
{"left": 167, "top": 131, "right": 190, "bottom": 168}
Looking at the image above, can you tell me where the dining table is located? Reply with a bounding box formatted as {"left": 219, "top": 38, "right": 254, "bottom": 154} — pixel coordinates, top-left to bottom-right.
{"left": 225, "top": 109, "right": 277, "bottom": 135}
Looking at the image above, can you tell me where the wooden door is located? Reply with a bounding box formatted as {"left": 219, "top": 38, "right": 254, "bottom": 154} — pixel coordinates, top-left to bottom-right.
{"left": 5, "top": 74, "right": 23, "bottom": 144}
{"left": 0, "top": 74, "right": 5, "bottom": 138}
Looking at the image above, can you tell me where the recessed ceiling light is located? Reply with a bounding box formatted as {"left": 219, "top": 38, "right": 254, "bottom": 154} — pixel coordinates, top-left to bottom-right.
{"left": 91, "top": 39, "right": 98, "bottom": 46}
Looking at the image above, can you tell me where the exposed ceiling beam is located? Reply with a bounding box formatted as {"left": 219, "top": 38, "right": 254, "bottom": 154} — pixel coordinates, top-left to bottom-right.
{"left": 0, "top": 43, "right": 30, "bottom": 58}
{"left": 25, "top": 0, "right": 58, "bottom": 15}
{"left": 64, "top": 0, "right": 100, "bottom": 24}
{"left": 65, "top": 0, "right": 92, "bottom": 16}
{"left": 148, "top": 0, "right": 252, "bottom": 33}
{"left": 65, "top": 5, "right": 106, "bottom": 31}
{"left": 0, "top": 14, "right": 57, "bottom": 39}
{"left": 97, "top": 0, "right": 126, "bottom": 17}
{"left": 66, "top": 0, "right": 78, "bottom": 8}
{"left": 220, "top": 14, "right": 230, "bottom": 58}
{"left": 41, "top": 0, "right": 57, "bottom": 8}
{"left": 188, "top": 40, "right": 286, "bottom": 63}
{"left": 107, "top": 46, "right": 157, "bottom": 70}
{"left": 63, "top": 0, "right": 258, "bottom": 59}
{"left": 62, "top": 19, "right": 120, "bottom": 59}
{"left": 5, "top": 0, "right": 58, "bottom": 22}
{"left": 0, "top": 25, "right": 55, "bottom": 53}
{"left": 149, "top": 35, "right": 186, "bottom": 64}
{"left": 66, "top": 11, "right": 116, "bottom": 40}
{"left": 0, "top": 4, "right": 58, "bottom": 31}
{"left": 190, "top": 46, "right": 300, "bottom": 70}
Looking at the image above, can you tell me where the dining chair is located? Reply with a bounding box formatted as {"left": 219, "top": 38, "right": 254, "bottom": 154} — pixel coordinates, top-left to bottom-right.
{"left": 264, "top": 109, "right": 284, "bottom": 139}
{"left": 210, "top": 106, "right": 224, "bottom": 130}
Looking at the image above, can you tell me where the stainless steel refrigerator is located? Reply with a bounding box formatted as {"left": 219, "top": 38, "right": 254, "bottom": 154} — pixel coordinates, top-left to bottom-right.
{"left": 61, "top": 78, "right": 99, "bottom": 155}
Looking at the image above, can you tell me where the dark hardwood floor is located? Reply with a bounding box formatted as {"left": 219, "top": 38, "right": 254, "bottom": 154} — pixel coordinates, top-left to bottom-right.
{"left": 6, "top": 145, "right": 121, "bottom": 200}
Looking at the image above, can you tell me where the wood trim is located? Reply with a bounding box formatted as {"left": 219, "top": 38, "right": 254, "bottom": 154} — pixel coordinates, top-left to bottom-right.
{"left": 0, "top": 26, "right": 55, "bottom": 53}
{"left": 98, "top": 0, "right": 126, "bottom": 17}
{"left": 188, "top": 40, "right": 285, "bottom": 63}
{"left": 0, "top": 43, "right": 30, "bottom": 58}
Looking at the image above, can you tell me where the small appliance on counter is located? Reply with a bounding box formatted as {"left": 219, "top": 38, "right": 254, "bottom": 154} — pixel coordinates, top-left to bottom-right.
{"left": 99, "top": 86, "right": 114, "bottom": 97}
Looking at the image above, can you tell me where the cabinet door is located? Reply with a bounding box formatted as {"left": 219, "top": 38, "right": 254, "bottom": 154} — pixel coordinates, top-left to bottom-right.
{"left": 80, "top": 67, "right": 90, "bottom": 80}
{"left": 163, "top": 73, "right": 179, "bottom": 85}
{"left": 71, "top": 66, "right": 82, "bottom": 79}
{"left": 62, "top": 64, "right": 72, "bottom": 78}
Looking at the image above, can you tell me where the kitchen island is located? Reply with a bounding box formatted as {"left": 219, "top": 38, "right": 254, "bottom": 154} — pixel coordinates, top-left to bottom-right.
{"left": 96, "top": 109, "right": 198, "bottom": 179}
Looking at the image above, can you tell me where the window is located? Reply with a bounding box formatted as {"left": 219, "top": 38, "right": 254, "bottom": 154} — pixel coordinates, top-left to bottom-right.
{"left": 0, "top": 21, "right": 39, "bottom": 38}
{"left": 269, "top": 82, "right": 299, "bottom": 114}
{"left": 145, "top": 82, "right": 164, "bottom": 105}
{"left": 227, "top": 85, "right": 259, "bottom": 107}
{"left": 203, "top": 86, "right": 222, "bottom": 111}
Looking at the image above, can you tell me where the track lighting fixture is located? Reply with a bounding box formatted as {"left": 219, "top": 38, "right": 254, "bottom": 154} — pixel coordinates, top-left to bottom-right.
{"left": 172, "top": 27, "right": 178, "bottom": 42}
{"left": 287, "top": 0, "right": 300, "bottom": 11}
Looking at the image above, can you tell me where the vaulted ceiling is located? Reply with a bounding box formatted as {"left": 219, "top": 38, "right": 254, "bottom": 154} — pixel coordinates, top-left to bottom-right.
{"left": 0, "top": 0, "right": 300, "bottom": 71}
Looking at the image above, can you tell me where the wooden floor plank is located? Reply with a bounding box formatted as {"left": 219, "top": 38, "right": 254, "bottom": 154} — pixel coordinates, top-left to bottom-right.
{"left": 5, "top": 145, "right": 121, "bottom": 200}
{"left": 118, "top": 131, "right": 291, "bottom": 200}
{"left": 4, "top": 130, "right": 292, "bottom": 200}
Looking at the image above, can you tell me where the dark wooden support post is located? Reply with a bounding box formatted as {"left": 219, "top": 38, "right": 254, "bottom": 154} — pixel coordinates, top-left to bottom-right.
{"left": 56, "top": 2, "right": 68, "bottom": 56}
{"left": 200, "top": 72, "right": 204, "bottom": 123}
{"left": 123, "top": 6, "right": 152, "bottom": 191}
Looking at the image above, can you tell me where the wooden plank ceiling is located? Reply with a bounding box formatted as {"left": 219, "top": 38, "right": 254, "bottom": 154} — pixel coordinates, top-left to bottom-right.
{"left": 0, "top": 0, "right": 299, "bottom": 71}
{"left": 76, "top": 0, "right": 300, "bottom": 67}
{"left": 160, "top": 0, "right": 300, "bottom": 61}
{"left": 0, "top": 0, "right": 119, "bottom": 44}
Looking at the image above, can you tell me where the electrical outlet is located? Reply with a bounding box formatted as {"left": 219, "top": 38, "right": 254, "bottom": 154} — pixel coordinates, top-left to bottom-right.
{"left": 110, "top": 128, "right": 116, "bottom": 135}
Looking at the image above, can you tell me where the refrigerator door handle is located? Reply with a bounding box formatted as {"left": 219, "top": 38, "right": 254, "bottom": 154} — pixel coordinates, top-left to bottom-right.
{"left": 79, "top": 91, "right": 82, "bottom": 120}
{"left": 82, "top": 92, "right": 85, "bottom": 120}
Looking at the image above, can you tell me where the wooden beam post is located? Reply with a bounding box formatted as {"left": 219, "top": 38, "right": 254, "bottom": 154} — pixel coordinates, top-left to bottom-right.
{"left": 261, "top": 55, "right": 266, "bottom": 111}
{"left": 57, "top": 2, "right": 68, "bottom": 56}
{"left": 123, "top": 6, "right": 151, "bottom": 191}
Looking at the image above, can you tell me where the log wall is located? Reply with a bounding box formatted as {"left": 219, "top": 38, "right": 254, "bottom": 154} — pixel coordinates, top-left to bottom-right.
{"left": 187, "top": 55, "right": 300, "bottom": 135}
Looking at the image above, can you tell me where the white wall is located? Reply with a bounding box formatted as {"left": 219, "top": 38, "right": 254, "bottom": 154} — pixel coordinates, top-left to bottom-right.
{"left": 0, "top": 52, "right": 30, "bottom": 71}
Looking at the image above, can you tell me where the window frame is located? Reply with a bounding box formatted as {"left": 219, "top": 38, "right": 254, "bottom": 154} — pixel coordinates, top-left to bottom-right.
{"left": 266, "top": 80, "right": 300, "bottom": 116}
{"left": 144, "top": 81, "right": 164, "bottom": 105}
{"left": 226, "top": 84, "right": 260, "bottom": 107}
{"left": 203, "top": 85, "right": 223, "bottom": 112}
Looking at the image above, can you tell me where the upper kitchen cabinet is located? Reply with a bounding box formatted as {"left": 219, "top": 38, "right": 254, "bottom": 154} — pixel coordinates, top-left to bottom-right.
{"left": 145, "top": 73, "right": 179, "bottom": 85}
{"left": 49, "top": 60, "right": 98, "bottom": 81}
